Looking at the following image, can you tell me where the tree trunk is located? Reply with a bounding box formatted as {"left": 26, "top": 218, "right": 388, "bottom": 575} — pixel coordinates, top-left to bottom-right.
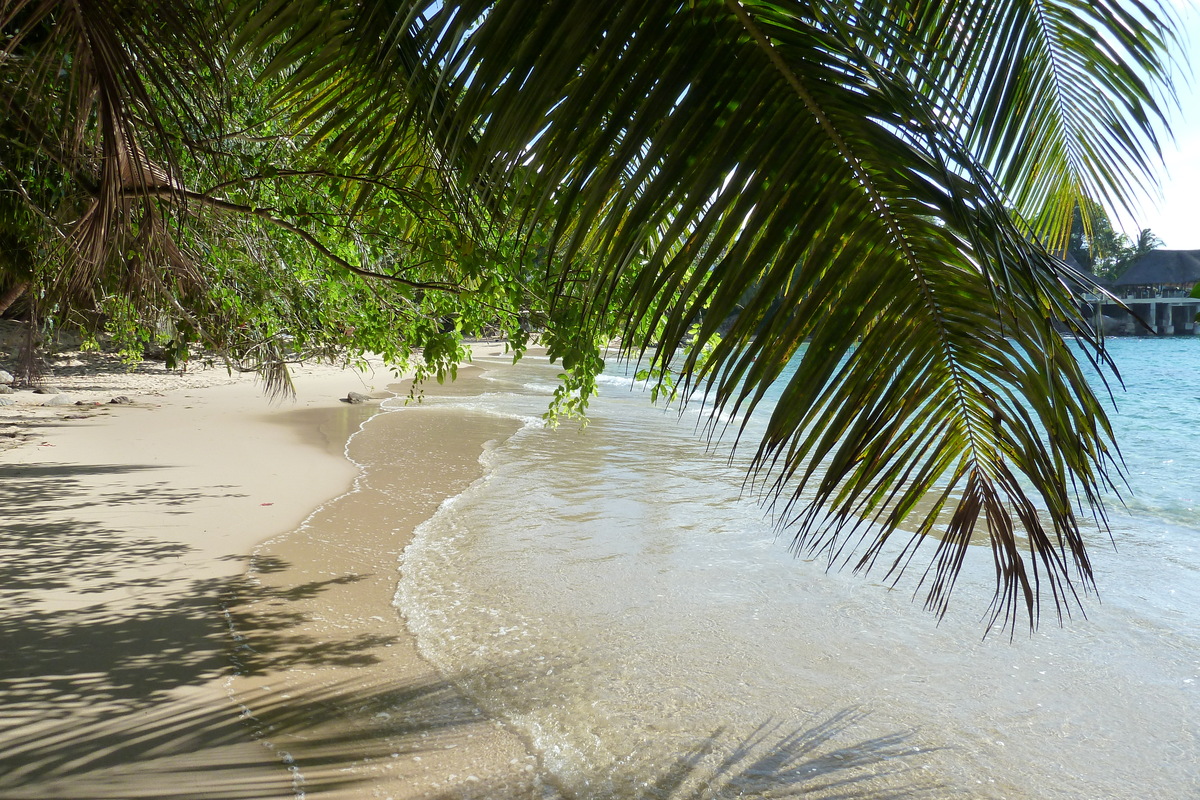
{"left": 0, "top": 281, "right": 29, "bottom": 316}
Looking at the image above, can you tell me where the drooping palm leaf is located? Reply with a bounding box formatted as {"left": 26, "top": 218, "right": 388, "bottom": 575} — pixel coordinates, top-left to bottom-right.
{"left": 839, "top": 0, "right": 1176, "bottom": 249}
{"left": 250, "top": 0, "right": 1178, "bottom": 630}
{"left": 3, "top": 0, "right": 1173, "bottom": 629}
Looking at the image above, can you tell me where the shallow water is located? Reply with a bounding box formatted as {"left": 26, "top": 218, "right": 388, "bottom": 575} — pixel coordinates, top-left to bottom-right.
{"left": 392, "top": 339, "right": 1200, "bottom": 799}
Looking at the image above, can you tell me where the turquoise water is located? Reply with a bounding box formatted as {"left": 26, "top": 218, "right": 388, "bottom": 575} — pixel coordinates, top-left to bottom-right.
{"left": 390, "top": 338, "right": 1199, "bottom": 799}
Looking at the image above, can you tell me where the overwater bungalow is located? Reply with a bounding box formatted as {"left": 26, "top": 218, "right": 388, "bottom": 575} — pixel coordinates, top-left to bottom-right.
{"left": 1089, "top": 250, "right": 1200, "bottom": 335}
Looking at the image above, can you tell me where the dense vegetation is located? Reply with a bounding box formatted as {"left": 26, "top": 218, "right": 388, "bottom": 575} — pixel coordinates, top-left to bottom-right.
{"left": 1068, "top": 202, "right": 1163, "bottom": 282}
{"left": 0, "top": 0, "right": 1180, "bottom": 629}
{"left": 0, "top": 1, "right": 550, "bottom": 394}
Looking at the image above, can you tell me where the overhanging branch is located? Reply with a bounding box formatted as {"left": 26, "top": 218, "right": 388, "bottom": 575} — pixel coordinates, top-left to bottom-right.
{"left": 121, "top": 186, "right": 465, "bottom": 293}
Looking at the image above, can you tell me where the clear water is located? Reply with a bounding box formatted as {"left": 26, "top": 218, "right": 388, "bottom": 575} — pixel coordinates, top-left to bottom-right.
{"left": 392, "top": 338, "right": 1200, "bottom": 799}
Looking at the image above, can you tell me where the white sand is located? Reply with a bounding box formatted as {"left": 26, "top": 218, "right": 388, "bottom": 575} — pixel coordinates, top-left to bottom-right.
{"left": 0, "top": 344, "right": 538, "bottom": 799}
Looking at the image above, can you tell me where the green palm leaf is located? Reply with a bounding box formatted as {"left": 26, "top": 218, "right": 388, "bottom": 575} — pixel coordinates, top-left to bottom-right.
{"left": 5, "top": 0, "right": 1173, "bottom": 630}
{"left": 248, "top": 0, "right": 1176, "bottom": 630}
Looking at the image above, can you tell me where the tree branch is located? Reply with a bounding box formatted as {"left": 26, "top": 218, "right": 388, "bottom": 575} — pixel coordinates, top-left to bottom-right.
{"left": 122, "top": 186, "right": 465, "bottom": 293}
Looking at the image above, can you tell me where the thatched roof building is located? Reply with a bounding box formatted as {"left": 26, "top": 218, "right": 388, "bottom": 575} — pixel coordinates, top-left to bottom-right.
{"left": 1113, "top": 250, "right": 1200, "bottom": 287}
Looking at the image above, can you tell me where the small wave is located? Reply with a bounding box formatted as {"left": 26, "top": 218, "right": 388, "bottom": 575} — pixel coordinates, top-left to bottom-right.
{"left": 593, "top": 373, "right": 641, "bottom": 390}
{"left": 521, "top": 381, "right": 560, "bottom": 392}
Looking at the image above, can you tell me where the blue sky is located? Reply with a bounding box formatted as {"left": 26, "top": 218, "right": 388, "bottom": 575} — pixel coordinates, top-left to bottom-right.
{"left": 1122, "top": 0, "right": 1200, "bottom": 249}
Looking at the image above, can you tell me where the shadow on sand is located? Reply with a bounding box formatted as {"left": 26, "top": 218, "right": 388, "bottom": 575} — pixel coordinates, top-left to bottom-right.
{"left": 0, "top": 554, "right": 936, "bottom": 800}
{"left": 0, "top": 553, "right": 511, "bottom": 799}
{"left": 583, "top": 712, "right": 939, "bottom": 800}
{"left": 1, "top": 459, "right": 933, "bottom": 799}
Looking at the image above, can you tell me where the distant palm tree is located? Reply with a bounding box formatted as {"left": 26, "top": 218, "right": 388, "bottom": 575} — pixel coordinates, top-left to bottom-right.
{"left": 1, "top": 0, "right": 1181, "bottom": 629}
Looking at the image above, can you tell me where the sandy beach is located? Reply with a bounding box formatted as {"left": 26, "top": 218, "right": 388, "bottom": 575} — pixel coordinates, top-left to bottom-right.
{"left": 0, "top": 343, "right": 540, "bottom": 799}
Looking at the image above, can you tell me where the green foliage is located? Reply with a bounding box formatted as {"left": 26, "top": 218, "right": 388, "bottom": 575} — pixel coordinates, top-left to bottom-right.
{"left": 1069, "top": 202, "right": 1163, "bottom": 281}
{"left": 541, "top": 325, "right": 610, "bottom": 426}
{"left": 0, "top": 0, "right": 543, "bottom": 393}
{"left": 0, "top": 0, "right": 1183, "bottom": 628}
{"left": 98, "top": 296, "right": 147, "bottom": 366}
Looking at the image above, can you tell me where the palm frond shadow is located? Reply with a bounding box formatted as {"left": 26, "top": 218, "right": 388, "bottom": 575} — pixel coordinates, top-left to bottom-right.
{"left": 0, "top": 544, "right": 534, "bottom": 799}
{"left": 592, "top": 712, "right": 936, "bottom": 800}
{"left": 0, "top": 672, "right": 492, "bottom": 800}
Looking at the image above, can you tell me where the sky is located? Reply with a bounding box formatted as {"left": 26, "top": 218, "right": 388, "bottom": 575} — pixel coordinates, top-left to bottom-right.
{"left": 1121, "top": 0, "right": 1200, "bottom": 249}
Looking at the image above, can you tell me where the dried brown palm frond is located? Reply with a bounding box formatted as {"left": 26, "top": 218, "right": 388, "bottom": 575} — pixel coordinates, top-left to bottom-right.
{"left": 1, "top": 0, "right": 221, "bottom": 298}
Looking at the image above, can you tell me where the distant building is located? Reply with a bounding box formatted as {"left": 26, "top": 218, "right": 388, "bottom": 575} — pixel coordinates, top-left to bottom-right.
{"left": 1091, "top": 250, "right": 1200, "bottom": 335}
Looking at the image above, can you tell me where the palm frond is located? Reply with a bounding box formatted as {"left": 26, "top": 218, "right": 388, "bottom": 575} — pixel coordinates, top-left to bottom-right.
{"left": 857, "top": 0, "right": 1177, "bottom": 249}
{"left": 249, "top": 0, "right": 1176, "bottom": 630}
{"left": 1, "top": 0, "right": 222, "bottom": 295}
{"left": 6, "top": 0, "right": 1174, "bottom": 628}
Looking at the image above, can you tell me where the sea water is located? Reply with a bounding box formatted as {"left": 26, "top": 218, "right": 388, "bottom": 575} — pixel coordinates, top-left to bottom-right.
{"left": 393, "top": 338, "right": 1199, "bottom": 799}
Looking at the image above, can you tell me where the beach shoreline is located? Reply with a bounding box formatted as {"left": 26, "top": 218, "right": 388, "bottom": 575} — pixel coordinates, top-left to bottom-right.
{"left": 226, "top": 366, "right": 545, "bottom": 799}
{"left": 0, "top": 344, "right": 538, "bottom": 799}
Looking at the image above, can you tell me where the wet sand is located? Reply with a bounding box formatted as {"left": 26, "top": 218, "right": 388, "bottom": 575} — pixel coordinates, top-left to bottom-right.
{"left": 227, "top": 369, "right": 545, "bottom": 798}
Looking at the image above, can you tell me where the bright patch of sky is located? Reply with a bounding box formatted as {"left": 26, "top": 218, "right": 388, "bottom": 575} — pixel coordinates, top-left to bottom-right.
{"left": 1120, "top": 0, "right": 1200, "bottom": 249}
